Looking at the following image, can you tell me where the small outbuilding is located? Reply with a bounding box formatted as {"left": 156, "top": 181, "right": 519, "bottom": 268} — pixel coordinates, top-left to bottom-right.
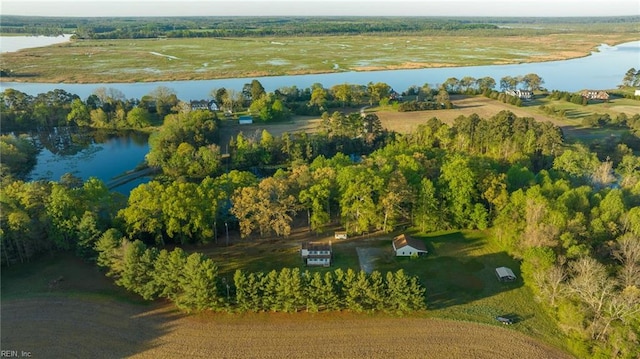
{"left": 392, "top": 234, "right": 428, "bottom": 257}
{"left": 495, "top": 267, "right": 517, "bottom": 282}
{"left": 334, "top": 231, "right": 348, "bottom": 240}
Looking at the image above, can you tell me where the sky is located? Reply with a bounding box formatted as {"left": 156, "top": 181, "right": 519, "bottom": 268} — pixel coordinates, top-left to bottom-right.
{"left": 1, "top": 0, "right": 639, "bottom": 17}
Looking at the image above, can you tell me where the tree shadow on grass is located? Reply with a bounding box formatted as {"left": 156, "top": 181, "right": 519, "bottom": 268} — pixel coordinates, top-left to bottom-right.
{"left": 1, "top": 297, "right": 184, "bottom": 358}
{"left": 0, "top": 253, "right": 184, "bottom": 358}
{"left": 397, "top": 231, "right": 524, "bottom": 310}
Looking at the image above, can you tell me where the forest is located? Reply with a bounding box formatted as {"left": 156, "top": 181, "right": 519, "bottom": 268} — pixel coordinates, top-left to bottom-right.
{"left": 1, "top": 15, "right": 638, "bottom": 39}
{"left": 2, "top": 70, "right": 640, "bottom": 357}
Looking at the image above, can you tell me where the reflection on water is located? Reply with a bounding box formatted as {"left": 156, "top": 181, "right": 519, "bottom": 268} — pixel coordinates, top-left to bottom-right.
{"left": 26, "top": 128, "right": 150, "bottom": 194}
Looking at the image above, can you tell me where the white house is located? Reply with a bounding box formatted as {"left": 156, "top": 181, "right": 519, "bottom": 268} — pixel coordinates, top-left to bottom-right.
{"left": 301, "top": 241, "right": 332, "bottom": 267}
{"left": 495, "top": 267, "right": 517, "bottom": 282}
{"left": 392, "top": 234, "right": 428, "bottom": 257}
{"left": 505, "top": 89, "right": 533, "bottom": 100}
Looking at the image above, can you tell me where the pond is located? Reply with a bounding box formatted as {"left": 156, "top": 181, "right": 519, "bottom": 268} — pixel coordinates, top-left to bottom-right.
{"left": 25, "top": 128, "right": 150, "bottom": 194}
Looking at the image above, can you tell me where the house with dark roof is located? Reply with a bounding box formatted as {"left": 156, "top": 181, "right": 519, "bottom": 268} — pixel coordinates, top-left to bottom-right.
{"left": 301, "top": 241, "right": 332, "bottom": 267}
{"left": 392, "top": 234, "right": 428, "bottom": 257}
{"left": 190, "top": 100, "right": 219, "bottom": 111}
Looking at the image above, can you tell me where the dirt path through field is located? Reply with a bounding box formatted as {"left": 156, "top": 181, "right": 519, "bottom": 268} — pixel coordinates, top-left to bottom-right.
{"left": 1, "top": 297, "right": 574, "bottom": 359}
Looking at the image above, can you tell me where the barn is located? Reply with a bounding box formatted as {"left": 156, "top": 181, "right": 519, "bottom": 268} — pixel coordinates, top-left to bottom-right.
{"left": 392, "top": 234, "right": 428, "bottom": 257}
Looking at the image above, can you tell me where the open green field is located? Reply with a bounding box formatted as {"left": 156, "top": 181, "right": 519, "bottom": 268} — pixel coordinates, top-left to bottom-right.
{"left": 2, "top": 32, "right": 637, "bottom": 83}
{"left": 531, "top": 97, "right": 640, "bottom": 121}
{"left": 216, "top": 94, "right": 639, "bottom": 154}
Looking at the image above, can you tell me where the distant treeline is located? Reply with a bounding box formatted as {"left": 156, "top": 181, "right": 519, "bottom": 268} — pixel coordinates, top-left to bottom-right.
{"left": 2, "top": 15, "right": 638, "bottom": 39}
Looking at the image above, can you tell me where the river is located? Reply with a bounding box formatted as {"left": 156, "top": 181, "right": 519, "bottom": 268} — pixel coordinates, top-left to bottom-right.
{"left": 1, "top": 40, "right": 639, "bottom": 100}
{"left": 2, "top": 37, "right": 638, "bottom": 194}
{"left": 0, "top": 34, "right": 73, "bottom": 53}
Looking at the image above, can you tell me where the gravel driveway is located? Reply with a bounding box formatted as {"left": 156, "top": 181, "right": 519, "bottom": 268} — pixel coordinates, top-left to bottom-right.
{"left": 356, "top": 247, "right": 383, "bottom": 274}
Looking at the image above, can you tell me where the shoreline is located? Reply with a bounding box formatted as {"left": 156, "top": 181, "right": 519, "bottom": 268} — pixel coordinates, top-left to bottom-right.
{"left": 0, "top": 52, "right": 592, "bottom": 85}
{"left": 1, "top": 38, "right": 637, "bottom": 85}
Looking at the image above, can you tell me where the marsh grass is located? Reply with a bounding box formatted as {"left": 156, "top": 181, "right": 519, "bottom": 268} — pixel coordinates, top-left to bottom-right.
{"left": 2, "top": 33, "right": 637, "bottom": 83}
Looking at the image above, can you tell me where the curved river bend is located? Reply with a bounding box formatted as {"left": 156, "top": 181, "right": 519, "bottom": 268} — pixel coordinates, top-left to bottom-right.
{"left": 2, "top": 39, "right": 638, "bottom": 194}
{"left": 1, "top": 41, "right": 639, "bottom": 100}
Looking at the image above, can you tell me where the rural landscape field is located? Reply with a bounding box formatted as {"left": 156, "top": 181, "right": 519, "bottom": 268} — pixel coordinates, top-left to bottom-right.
{"left": 2, "top": 7, "right": 640, "bottom": 359}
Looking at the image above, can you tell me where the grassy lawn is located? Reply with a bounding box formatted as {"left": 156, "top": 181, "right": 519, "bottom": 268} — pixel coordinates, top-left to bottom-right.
{"left": 518, "top": 96, "right": 639, "bottom": 143}
{"left": 190, "top": 230, "right": 364, "bottom": 279}
{"left": 2, "top": 32, "right": 637, "bottom": 83}
{"left": 0, "top": 252, "right": 144, "bottom": 304}
{"left": 530, "top": 96, "right": 640, "bottom": 119}
{"left": 183, "top": 227, "right": 569, "bottom": 352}
{"left": 343, "top": 229, "right": 568, "bottom": 351}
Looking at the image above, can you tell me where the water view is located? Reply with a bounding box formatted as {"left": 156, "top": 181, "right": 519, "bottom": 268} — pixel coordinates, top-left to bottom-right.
{"left": 1, "top": 41, "right": 639, "bottom": 99}
{"left": 0, "top": 34, "right": 73, "bottom": 53}
{"left": 26, "top": 129, "right": 149, "bottom": 194}
{"left": 3, "top": 39, "right": 638, "bottom": 194}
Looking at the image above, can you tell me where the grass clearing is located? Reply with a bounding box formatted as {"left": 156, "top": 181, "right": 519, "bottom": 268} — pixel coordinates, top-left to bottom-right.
{"left": 216, "top": 94, "right": 638, "bottom": 154}
{"left": 184, "top": 227, "right": 570, "bottom": 354}
{"left": 373, "top": 95, "right": 638, "bottom": 143}
{"left": 0, "top": 251, "right": 143, "bottom": 303}
{"left": 2, "top": 33, "right": 637, "bottom": 83}
{"left": 367, "top": 230, "right": 567, "bottom": 350}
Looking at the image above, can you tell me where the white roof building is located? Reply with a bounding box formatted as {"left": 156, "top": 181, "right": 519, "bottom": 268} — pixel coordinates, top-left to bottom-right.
{"left": 495, "top": 267, "right": 516, "bottom": 282}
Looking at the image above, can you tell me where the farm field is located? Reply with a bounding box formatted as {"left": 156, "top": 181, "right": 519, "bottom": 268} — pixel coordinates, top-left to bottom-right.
{"left": 218, "top": 95, "right": 639, "bottom": 149}
{"left": 1, "top": 296, "right": 574, "bottom": 359}
{"left": 1, "top": 231, "right": 575, "bottom": 359}
{"left": 2, "top": 32, "right": 637, "bottom": 83}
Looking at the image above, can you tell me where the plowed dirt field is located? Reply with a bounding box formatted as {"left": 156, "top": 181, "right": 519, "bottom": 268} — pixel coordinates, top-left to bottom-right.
{"left": 1, "top": 297, "right": 574, "bottom": 359}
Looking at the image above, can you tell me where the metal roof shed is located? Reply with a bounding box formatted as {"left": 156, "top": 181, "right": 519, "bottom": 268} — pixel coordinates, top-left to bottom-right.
{"left": 495, "top": 267, "right": 516, "bottom": 282}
